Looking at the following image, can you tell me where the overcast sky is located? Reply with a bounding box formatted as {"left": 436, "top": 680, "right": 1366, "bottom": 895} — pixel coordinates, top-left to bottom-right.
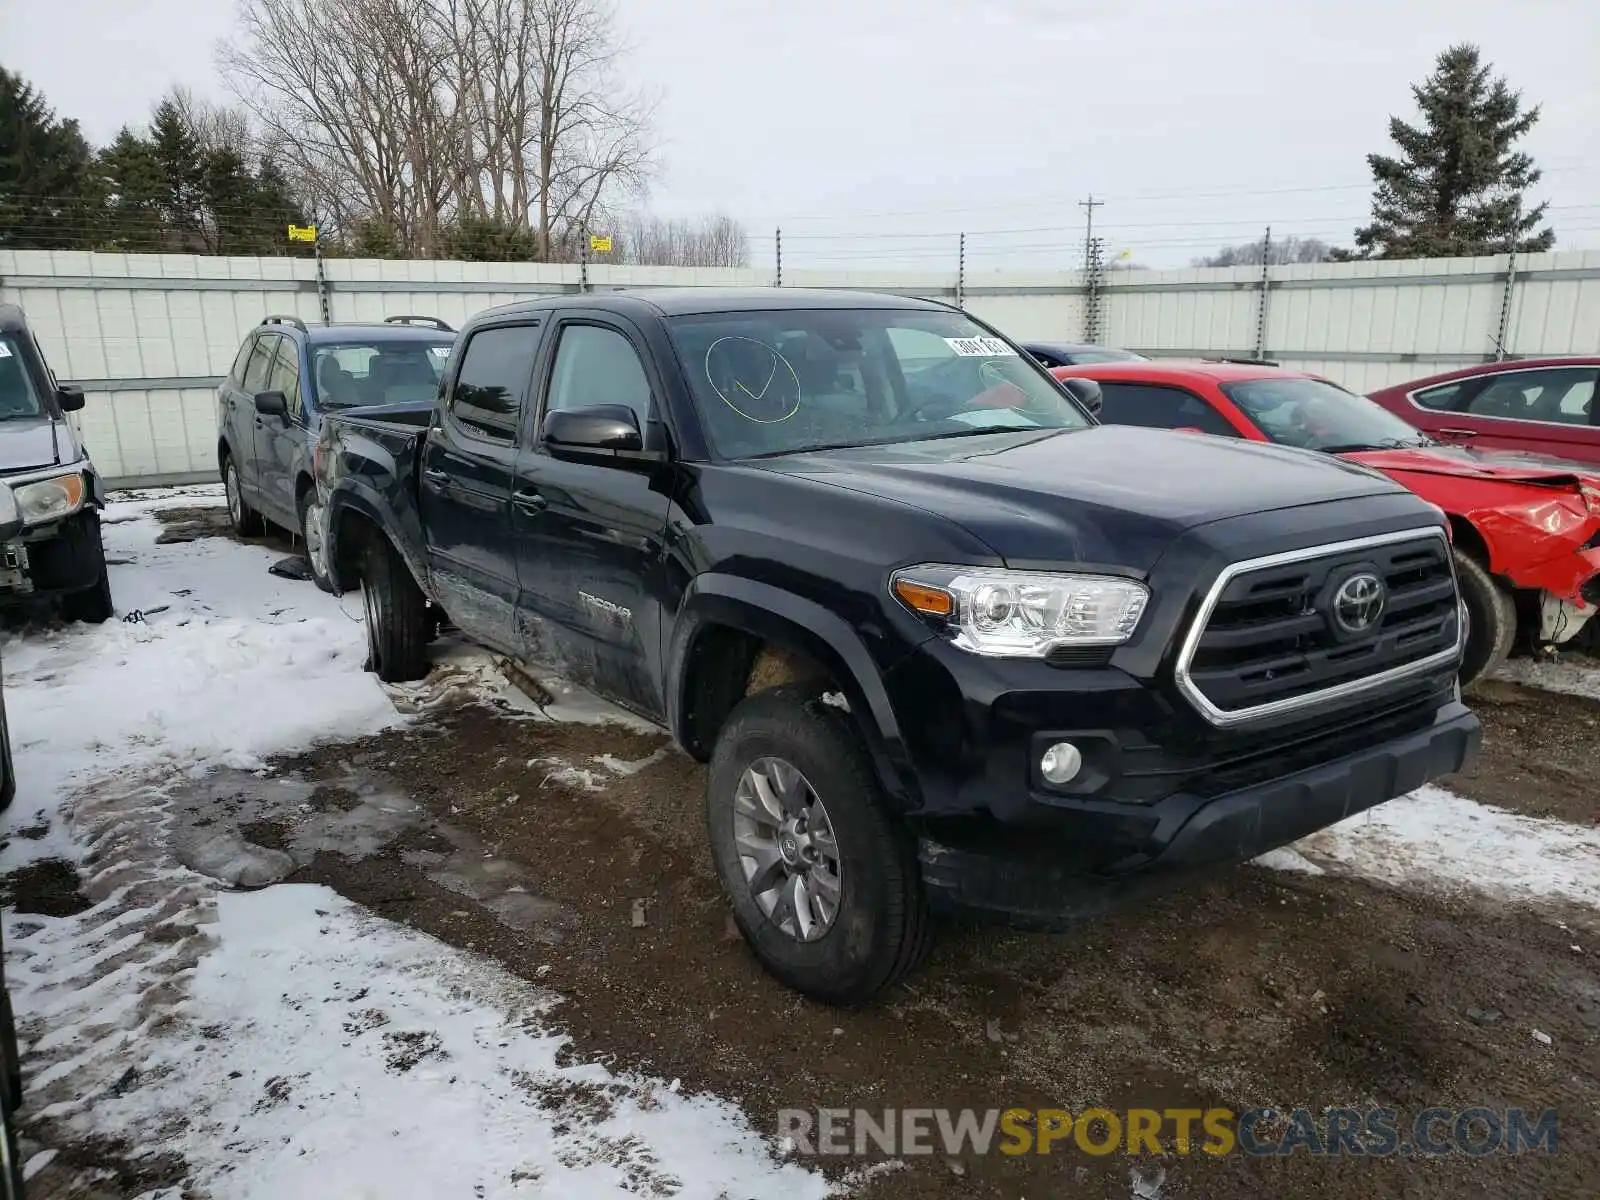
{"left": 6, "top": 0, "right": 1597, "bottom": 269}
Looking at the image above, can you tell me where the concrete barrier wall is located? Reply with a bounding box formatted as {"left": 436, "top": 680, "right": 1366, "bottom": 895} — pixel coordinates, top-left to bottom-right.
{"left": 3, "top": 248, "right": 1595, "bottom": 485}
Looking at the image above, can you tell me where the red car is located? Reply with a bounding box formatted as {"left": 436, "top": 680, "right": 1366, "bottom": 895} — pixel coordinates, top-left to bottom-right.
{"left": 1047, "top": 360, "right": 1600, "bottom": 683}
{"left": 1367, "top": 358, "right": 1600, "bottom": 466}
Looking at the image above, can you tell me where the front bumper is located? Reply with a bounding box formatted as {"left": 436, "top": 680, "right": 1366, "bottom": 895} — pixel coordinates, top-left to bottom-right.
{"left": 916, "top": 699, "right": 1480, "bottom": 927}
{"left": 0, "top": 510, "right": 103, "bottom": 602}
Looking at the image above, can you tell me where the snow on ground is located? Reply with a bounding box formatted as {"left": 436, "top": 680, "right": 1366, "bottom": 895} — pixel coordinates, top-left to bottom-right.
{"left": 25, "top": 884, "right": 822, "bottom": 1198}
{"left": 1, "top": 486, "right": 398, "bottom": 868}
{"left": 2, "top": 491, "right": 827, "bottom": 1199}
{"left": 1492, "top": 653, "right": 1600, "bottom": 702}
{"left": 1281, "top": 785, "right": 1600, "bottom": 910}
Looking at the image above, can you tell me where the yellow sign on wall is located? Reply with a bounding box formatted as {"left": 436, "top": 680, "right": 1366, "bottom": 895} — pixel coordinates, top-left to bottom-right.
{"left": 589, "top": 234, "right": 613, "bottom": 253}
{"left": 287, "top": 224, "right": 319, "bottom": 243}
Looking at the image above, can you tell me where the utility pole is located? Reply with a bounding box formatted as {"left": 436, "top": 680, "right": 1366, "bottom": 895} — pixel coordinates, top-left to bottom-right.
{"left": 1080, "top": 195, "right": 1104, "bottom": 343}
{"left": 1079, "top": 194, "right": 1102, "bottom": 252}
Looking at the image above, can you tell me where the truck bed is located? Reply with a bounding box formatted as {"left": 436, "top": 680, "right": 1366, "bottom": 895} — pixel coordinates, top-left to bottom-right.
{"left": 325, "top": 399, "right": 435, "bottom": 433}
{"left": 316, "top": 402, "right": 435, "bottom": 594}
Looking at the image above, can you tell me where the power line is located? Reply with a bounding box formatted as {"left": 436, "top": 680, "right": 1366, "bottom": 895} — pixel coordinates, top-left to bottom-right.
{"left": 769, "top": 162, "right": 1600, "bottom": 225}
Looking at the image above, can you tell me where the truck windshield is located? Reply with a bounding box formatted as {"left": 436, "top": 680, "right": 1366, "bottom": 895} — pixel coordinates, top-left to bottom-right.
{"left": 667, "top": 310, "right": 1092, "bottom": 458}
{"left": 1220, "top": 377, "right": 1434, "bottom": 453}
{"left": 0, "top": 337, "right": 43, "bottom": 421}
{"left": 311, "top": 339, "right": 453, "bottom": 408}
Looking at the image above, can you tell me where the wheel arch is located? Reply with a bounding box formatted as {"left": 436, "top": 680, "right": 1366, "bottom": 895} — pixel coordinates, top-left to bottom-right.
{"left": 1448, "top": 514, "right": 1493, "bottom": 570}
{"left": 667, "top": 574, "right": 921, "bottom": 810}
{"left": 324, "top": 488, "right": 429, "bottom": 598}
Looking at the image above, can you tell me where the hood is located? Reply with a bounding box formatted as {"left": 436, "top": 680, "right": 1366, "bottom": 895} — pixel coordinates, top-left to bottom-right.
{"left": 1343, "top": 445, "right": 1599, "bottom": 488}
{"left": 752, "top": 425, "right": 1409, "bottom": 570}
{"left": 0, "top": 418, "right": 64, "bottom": 474}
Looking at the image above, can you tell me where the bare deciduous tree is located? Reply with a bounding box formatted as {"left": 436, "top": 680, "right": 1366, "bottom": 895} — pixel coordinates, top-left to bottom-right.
{"left": 164, "top": 86, "right": 255, "bottom": 157}
{"left": 217, "top": 0, "right": 654, "bottom": 258}
{"left": 613, "top": 213, "right": 749, "bottom": 267}
{"left": 1193, "top": 236, "right": 1334, "bottom": 267}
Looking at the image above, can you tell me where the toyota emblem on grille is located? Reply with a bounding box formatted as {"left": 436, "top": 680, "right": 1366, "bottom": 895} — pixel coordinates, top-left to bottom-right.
{"left": 1332, "top": 571, "right": 1386, "bottom": 634}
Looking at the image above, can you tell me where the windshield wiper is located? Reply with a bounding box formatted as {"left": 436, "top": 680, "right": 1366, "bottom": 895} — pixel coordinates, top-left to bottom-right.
{"left": 740, "top": 425, "right": 1069, "bottom": 459}
{"left": 1318, "top": 437, "right": 1430, "bottom": 454}
{"left": 912, "top": 425, "right": 1060, "bottom": 442}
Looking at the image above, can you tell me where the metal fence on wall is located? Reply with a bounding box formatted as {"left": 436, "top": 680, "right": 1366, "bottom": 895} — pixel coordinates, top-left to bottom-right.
{"left": 1, "top": 248, "right": 1596, "bottom": 486}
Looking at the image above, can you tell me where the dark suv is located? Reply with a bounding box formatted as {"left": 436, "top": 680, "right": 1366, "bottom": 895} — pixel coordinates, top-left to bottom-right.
{"left": 0, "top": 303, "right": 111, "bottom": 623}
{"left": 216, "top": 314, "right": 455, "bottom": 587}
{"left": 316, "top": 289, "right": 1481, "bottom": 1003}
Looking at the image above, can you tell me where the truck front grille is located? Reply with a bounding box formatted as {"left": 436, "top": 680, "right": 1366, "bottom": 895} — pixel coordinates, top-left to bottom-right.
{"left": 1175, "top": 528, "right": 1461, "bottom": 726}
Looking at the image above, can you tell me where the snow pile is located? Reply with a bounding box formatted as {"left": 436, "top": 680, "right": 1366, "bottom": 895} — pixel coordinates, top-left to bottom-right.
{"left": 1285, "top": 784, "right": 1600, "bottom": 909}
{"left": 1492, "top": 654, "right": 1600, "bottom": 702}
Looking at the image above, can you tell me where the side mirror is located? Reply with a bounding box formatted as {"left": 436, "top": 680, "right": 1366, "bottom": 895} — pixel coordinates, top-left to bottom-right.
{"left": 254, "top": 390, "right": 289, "bottom": 419}
{"left": 1059, "top": 377, "right": 1103, "bottom": 417}
{"left": 56, "top": 385, "right": 86, "bottom": 413}
{"left": 543, "top": 405, "right": 646, "bottom": 456}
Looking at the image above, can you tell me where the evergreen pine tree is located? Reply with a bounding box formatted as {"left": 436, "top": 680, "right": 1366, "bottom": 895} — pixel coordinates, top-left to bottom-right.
{"left": 149, "top": 99, "right": 206, "bottom": 248}
{"left": 0, "top": 67, "right": 100, "bottom": 249}
{"left": 1354, "top": 44, "right": 1554, "bottom": 259}
{"left": 96, "top": 129, "right": 167, "bottom": 251}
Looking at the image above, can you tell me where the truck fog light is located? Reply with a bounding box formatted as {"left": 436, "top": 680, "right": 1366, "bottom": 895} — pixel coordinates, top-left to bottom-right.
{"left": 1040, "top": 742, "right": 1083, "bottom": 784}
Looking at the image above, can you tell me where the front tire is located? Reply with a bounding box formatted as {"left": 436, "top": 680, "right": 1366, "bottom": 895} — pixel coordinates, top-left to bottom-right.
{"left": 707, "top": 685, "right": 932, "bottom": 1005}
{"left": 1455, "top": 548, "right": 1515, "bottom": 686}
{"left": 59, "top": 511, "right": 113, "bottom": 624}
{"left": 359, "top": 536, "right": 430, "bottom": 682}
{"left": 223, "top": 455, "right": 264, "bottom": 538}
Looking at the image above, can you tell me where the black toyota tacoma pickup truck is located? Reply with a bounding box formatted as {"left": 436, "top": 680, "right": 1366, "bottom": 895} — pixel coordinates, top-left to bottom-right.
{"left": 315, "top": 288, "right": 1480, "bottom": 1003}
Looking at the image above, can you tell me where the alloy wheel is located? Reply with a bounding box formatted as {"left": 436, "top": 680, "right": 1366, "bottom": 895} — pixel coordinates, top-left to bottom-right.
{"left": 731, "top": 756, "right": 843, "bottom": 941}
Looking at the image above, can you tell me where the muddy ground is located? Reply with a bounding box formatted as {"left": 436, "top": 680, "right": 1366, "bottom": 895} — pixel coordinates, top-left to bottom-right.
{"left": 8, "top": 511, "right": 1599, "bottom": 1199}
{"left": 213, "top": 672, "right": 1595, "bottom": 1200}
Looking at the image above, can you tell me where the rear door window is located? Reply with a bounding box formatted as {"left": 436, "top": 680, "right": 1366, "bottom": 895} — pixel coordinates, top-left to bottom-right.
{"left": 228, "top": 336, "right": 258, "bottom": 387}
{"left": 266, "top": 337, "right": 303, "bottom": 419}
{"left": 1463, "top": 368, "right": 1598, "bottom": 425}
{"left": 450, "top": 324, "right": 540, "bottom": 442}
{"left": 242, "top": 335, "right": 278, "bottom": 394}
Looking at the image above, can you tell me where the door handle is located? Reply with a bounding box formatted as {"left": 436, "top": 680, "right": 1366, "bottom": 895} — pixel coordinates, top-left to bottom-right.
{"left": 422, "top": 467, "right": 449, "bottom": 483}
{"left": 513, "top": 488, "right": 547, "bottom": 514}
{"left": 1437, "top": 427, "right": 1480, "bottom": 440}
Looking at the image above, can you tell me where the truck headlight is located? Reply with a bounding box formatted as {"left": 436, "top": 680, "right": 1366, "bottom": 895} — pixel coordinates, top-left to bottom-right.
{"left": 13, "top": 473, "right": 86, "bottom": 526}
{"left": 891, "top": 565, "right": 1149, "bottom": 657}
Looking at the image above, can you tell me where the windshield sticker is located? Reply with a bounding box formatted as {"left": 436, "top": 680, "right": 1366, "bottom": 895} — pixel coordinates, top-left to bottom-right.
{"left": 429, "top": 346, "right": 450, "bottom": 359}
{"left": 0, "top": 343, "right": 11, "bottom": 358}
{"left": 944, "top": 337, "right": 1017, "bottom": 358}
